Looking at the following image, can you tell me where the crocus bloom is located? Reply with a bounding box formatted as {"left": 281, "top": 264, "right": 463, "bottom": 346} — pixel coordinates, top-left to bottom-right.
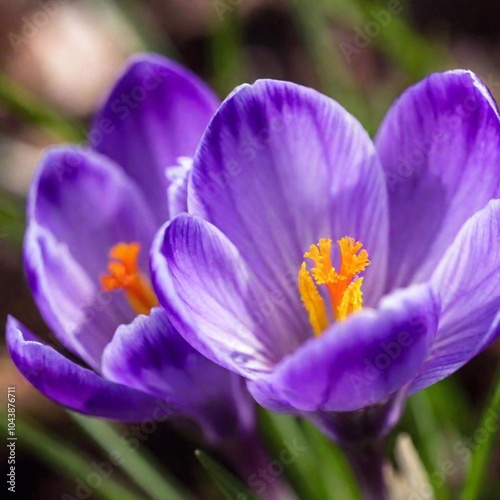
{"left": 6, "top": 54, "right": 256, "bottom": 444}
{"left": 151, "top": 71, "right": 500, "bottom": 448}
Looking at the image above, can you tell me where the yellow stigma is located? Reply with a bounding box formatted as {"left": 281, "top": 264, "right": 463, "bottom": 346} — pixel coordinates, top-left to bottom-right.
{"left": 101, "top": 242, "right": 159, "bottom": 315}
{"left": 298, "top": 237, "right": 370, "bottom": 336}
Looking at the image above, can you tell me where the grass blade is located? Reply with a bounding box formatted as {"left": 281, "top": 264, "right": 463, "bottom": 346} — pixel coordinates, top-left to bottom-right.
{"left": 300, "top": 419, "right": 362, "bottom": 500}
{"left": 69, "top": 412, "right": 186, "bottom": 500}
{"left": 195, "top": 449, "right": 257, "bottom": 500}
{"left": 259, "top": 409, "right": 324, "bottom": 499}
{"left": 0, "top": 190, "right": 25, "bottom": 245}
{"left": 0, "top": 73, "right": 84, "bottom": 142}
{"left": 406, "top": 390, "right": 452, "bottom": 500}
{"left": 461, "top": 366, "right": 500, "bottom": 499}
{"left": 210, "top": 7, "right": 246, "bottom": 96}
{"left": 0, "top": 410, "right": 139, "bottom": 500}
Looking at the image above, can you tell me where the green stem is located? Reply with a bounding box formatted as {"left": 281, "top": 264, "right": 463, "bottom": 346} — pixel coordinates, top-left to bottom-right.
{"left": 340, "top": 439, "right": 388, "bottom": 500}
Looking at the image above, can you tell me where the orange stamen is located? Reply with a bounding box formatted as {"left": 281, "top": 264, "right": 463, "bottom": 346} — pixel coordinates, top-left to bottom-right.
{"left": 101, "top": 242, "right": 159, "bottom": 315}
{"left": 298, "top": 237, "right": 370, "bottom": 336}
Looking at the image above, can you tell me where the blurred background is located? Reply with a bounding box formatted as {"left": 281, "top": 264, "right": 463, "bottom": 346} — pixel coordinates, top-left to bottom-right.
{"left": 1, "top": 0, "right": 500, "bottom": 498}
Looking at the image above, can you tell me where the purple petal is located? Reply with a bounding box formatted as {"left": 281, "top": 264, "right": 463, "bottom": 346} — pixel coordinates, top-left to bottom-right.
{"left": 188, "top": 79, "right": 389, "bottom": 313}
{"left": 26, "top": 146, "right": 156, "bottom": 368}
{"left": 28, "top": 146, "right": 156, "bottom": 284}
{"left": 151, "top": 214, "right": 308, "bottom": 378}
{"left": 91, "top": 53, "right": 220, "bottom": 223}
{"left": 24, "top": 225, "right": 132, "bottom": 369}
{"left": 6, "top": 316, "right": 160, "bottom": 421}
{"left": 244, "top": 378, "right": 297, "bottom": 414}
{"left": 248, "top": 284, "right": 439, "bottom": 413}
{"left": 376, "top": 70, "right": 500, "bottom": 289}
{"left": 410, "top": 200, "right": 500, "bottom": 394}
{"left": 101, "top": 307, "right": 255, "bottom": 442}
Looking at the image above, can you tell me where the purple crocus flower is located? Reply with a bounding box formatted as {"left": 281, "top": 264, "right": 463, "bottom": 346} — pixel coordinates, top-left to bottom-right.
{"left": 151, "top": 71, "right": 500, "bottom": 494}
{"left": 5, "top": 53, "right": 256, "bottom": 445}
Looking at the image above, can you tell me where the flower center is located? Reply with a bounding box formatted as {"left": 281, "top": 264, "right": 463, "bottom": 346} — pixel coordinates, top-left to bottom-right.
{"left": 101, "top": 242, "right": 159, "bottom": 315}
{"left": 298, "top": 237, "right": 370, "bottom": 337}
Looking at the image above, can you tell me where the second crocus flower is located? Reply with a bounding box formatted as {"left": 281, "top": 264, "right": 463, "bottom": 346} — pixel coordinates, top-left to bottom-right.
{"left": 7, "top": 53, "right": 258, "bottom": 448}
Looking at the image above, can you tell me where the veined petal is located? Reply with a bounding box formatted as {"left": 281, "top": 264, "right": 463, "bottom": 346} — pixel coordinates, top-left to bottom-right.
{"left": 102, "top": 307, "right": 255, "bottom": 442}
{"left": 28, "top": 147, "right": 156, "bottom": 283}
{"left": 26, "top": 147, "right": 156, "bottom": 368}
{"left": 91, "top": 53, "right": 219, "bottom": 223}
{"left": 376, "top": 70, "right": 500, "bottom": 289}
{"left": 6, "top": 317, "right": 160, "bottom": 421}
{"left": 150, "top": 214, "right": 309, "bottom": 378}
{"left": 188, "top": 79, "right": 389, "bottom": 317}
{"left": 410, "top": 200, "right": 500, "bottom": 394}
{"left": 24, "top": 225, "right": 133, "bottom": 369}
{"left": 248, "top": 285, "right": 439, "bottom": 412}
